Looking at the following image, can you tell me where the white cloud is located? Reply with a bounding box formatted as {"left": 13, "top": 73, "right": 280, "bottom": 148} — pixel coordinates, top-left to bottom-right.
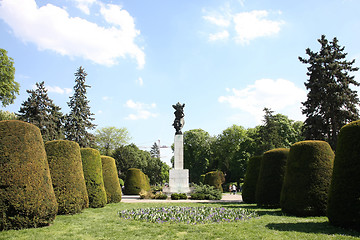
{"left": 233, "top": 10, "right": 284, "bottom": 45}
{"left": 0, "top": 0, "right": 145, "bottom": 68}
{"left": 125, "top": 100, "right": 157, "bottom": 120}
{"left": 136, "top": 77, "right": 144, "bottom": 86}
{"left": 102, "top": 96, "right": 111, "bottom": 101}
{"left": 219, "top": 78, "right": 306, "bottom": 124}
{"left": 203, "top": 7, "right": 284, "bottom": 44}
{"left": 209, "top": 30, "right": 229, "bottom": 41}
{"left": 73, "top": 0, "right": 96, "bottom": 15}
{"left": 46, "top": 86, "right": 72, "bottom": 95}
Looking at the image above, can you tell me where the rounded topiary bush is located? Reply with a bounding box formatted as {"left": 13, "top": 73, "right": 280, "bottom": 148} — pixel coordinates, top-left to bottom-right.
{"left": 124, "top": 168, "right": 150, "bottom": 195}
{"left": 0, "top": 120, "right": 58, "bottom": 230}
{"left": 204, "top": 170, "right": 225, "bottom": 192}
{"left": 256, "top": 148, "right": 289, "bottom": 208}
{"left": 242, "top": 155, "right": 262, "bottom": 203}
{"left": 101, "top": 156, "right": 122, "bottom": 203}
{"left": 327, "top": 121, "right": 360, "bottom": 231}
{"left": 280, "top": 141, "right": 334, "bottom": 216}
{"left": 80, "top": 148, "right": 107, "bottom": 208}
{"left": 45, "top": 140, "right": 89, "bottom": 214}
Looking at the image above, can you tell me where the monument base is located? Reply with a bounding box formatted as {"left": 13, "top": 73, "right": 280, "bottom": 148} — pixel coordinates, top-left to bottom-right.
{"left": 168, "top": 169, "right": 190, "bottom": 193}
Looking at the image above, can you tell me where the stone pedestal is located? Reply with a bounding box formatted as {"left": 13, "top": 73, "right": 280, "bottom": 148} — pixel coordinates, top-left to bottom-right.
{"left": 168, "top": 134, "right": 190, "bottom": 193}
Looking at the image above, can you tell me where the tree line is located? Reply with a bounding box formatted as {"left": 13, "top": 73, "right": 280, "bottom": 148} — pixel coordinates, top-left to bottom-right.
{"left": 0, "top": 35, "right": 359, "bottom": 186}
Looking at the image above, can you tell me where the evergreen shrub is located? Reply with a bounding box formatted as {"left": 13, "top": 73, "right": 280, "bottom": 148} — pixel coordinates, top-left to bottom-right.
{"left": 154, "top": 192, "right": 168, "bottom": 199}
{"left": 204, "top": 170, "right": 225, "bottom": 192}
{"left": 242, "top": 155, "right": 262, "bottom": 203}
{"left": 0, "top": 120, "right": 58, "bottom": 230}
{"left": 190, "top": 183, "right": 222, "bottom": 200}
{"left": 280, "top": 141, "right": 334, "bottom": 216}
{"left": 80, "top": 148, "right": 107, "bottom": 208}
{"left": 124, "top": 168, "right": 150, "bottom": 195}
{"left": 256, "top": 148, "right": 289, "bottom": 207}
{"left": 45, "top": 140, "right": 89, "bottom": 214}
{"left": 101, "top": 156, "right": 122, "bottom": 203}
{"left": 327, "top": 120, "right": 360, "bottom": 231}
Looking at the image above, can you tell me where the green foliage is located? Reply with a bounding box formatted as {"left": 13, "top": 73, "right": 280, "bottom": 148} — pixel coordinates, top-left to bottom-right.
{"left": 300, "top": 35, "right": 359, "bottom": 149}
{"left": 211, "top": 125, "right": 251, "bottom": 183}
{"left": 280, "top": 141, "right": 334, "bottom": 216}
{"left": 0, "top": 110, "right": 17, "bottom": 120}
{"left": 65, "top": 66, "right": 96, "bottom": 148}
{"left": 18, "top": 81, "right": 64, "bottom": 142}
{"left": 124, "top": 168, "right": 150, "bottom": 195}
{"left": 204, "top": 170, "right": 225, "bottom": 192}
{"left": 101, "top": 156, "right": 122, "bottom": 203}
{"left": 0, "top": 120, "right": 58, "bottom": 230}
{"left": 154, "top": 192, "right": 168, "bottom": 199}
{"left": 183, "top": 129, "right": 214, "bottom": 183}
{"left": 0, "top": 48, "right": 19, "bottom": 107}
{"left": 80, "top": 148, "right": 107, "bottom": 208}
{"left": 45, "top": 140, "right": 89, "bottom": 214}
{"left": 327, "top": 120, "right": 360, "bottom": 231}
{"left": 242, "top": 155, "right": 262, "bottom": 203}
{"left": 150, "top": 142, "right": 160, "bottom": 158}
{"left": 190, "top": 183, "right": 222, "bottom": 200}
{"left": 171, "top": 193, "right": 187, "bottom": 200}
{"left": 256, "top": 148, "right": 289, "bottom": 207}
{"left": 119, "top": 178, "right": 124, "bottom": 186}
{"left": 94, "top": 126, "right": 131, "bottom": 156}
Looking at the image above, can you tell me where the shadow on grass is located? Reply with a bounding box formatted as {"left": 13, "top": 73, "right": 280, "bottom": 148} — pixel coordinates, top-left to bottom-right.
{"left": 201, "top": 202, "right": 283, "bottom": 216}
{"left": 266, "top": 221, "right": 360, "bottom": 237}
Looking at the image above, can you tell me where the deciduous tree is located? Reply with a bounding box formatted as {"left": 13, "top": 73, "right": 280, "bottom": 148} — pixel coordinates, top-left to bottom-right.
{"left": 94, "top": 126, "right": 131, "bottom": 156}
{"left": 0, "top": 48, "right": 19, "bottom": 107}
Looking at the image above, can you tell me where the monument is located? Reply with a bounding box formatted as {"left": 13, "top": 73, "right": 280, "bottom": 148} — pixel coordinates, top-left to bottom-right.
{"left": 168, "top": 102, "right": 190, "bottom": 193}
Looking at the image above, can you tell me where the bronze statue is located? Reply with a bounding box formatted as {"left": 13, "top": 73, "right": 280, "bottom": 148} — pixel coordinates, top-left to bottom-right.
{"left": 172, "top": 102, "right": 185, "bottom": 135}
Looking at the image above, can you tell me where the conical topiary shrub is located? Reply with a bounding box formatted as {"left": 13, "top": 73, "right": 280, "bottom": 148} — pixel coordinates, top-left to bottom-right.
{"left": 280, "top": 141, "right": 334, "bottom": 216}
{"left": 327, "top": 121, "right": 360, "bottom": 231}
{"left": 256, "top": 148, "right": 289, "bottom": 208}
{"left": 242, "top": 155, "right": 262, "bottom": 203}
{"left": 0, "top": 120, "right": 58, "bottom": 230}
{"left": 124, "top": 168, "right": 150, "bottom": 195}
{"left": 101, "top": 156, "right": 122, "bottom": 203}
{"left": 204, "top": 170, "right": 225, "bottom": 192}
{"left": 45, "top": 140, "right": 89, "bottom": 214}
{"left": 80, "top": 148, "right": 107, "bottom": 208}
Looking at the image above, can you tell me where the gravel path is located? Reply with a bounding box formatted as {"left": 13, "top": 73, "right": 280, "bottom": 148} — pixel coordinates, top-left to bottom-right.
{"left": 121, "top": 193, "right": 243, "bottom": 203}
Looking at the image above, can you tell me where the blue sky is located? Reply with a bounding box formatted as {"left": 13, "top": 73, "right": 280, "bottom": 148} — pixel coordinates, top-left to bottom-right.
{"left": 1, "top": 0, "right": 359, "bottom": 165}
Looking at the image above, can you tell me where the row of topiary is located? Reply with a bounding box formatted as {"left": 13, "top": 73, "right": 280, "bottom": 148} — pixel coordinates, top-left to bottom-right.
{"left": 242, "top": 120, "right": 360, "bottom": 231}
{"left": 0, "top": 120, "right": 123, "bottom": 230}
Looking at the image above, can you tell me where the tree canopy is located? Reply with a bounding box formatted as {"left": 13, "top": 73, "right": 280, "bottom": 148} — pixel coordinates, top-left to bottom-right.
{"left": 94, "top": 126, "right": 131, "bottom": 156}
{"left": 299, "top": 35, "right": 359, "bottom": 149}
{"left": 65, "top": 66, "right": 96, "bottom": 147}
{"left": 0, "top": 48, "right": 19, "bottom": 107}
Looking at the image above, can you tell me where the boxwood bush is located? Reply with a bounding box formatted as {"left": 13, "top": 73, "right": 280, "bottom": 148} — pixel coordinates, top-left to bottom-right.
{"left": 256, "top": 148, "right": 289, "bottom": 208}
{"left": 204, "top": 170, "right": 225, "bottom": 192}
{"left": 45, "top": 140, "right": 89, "bottom": 214}
{"left": 190, "top": 183, "right": 222, "bottom": 200}
{"left": 280, "top": 141, "right": 334, "bottom": 216}
{"left": 80, "top": 148, "right": 107, "bottom": 208}
{"left": 327, "top": 120, "right": 360, "bottom": 231}
{"left": 242, "top": 155, "right": 262, "bottom": 203}
{"left": 0, "top": 120, "right": 58, "bottom": 230}
{"left": 124, "top": 168, "right": 150, "bottom": 195}
{"left": 101, "top": 156, "right": 122, "bottom": 203}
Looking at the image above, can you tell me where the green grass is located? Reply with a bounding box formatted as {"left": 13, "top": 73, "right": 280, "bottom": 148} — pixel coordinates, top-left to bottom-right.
{"left": 1, "top": 202, "right": 359, "bottom": 240}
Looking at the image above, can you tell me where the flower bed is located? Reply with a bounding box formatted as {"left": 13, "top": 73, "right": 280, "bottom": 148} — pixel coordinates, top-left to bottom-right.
{"left": 118, "top": 206, "right": 257, "bottom": 224}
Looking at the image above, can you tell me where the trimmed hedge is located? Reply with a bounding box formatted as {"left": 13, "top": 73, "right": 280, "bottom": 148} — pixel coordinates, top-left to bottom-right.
{"left": 45, "top": 140, "right": 89, "bottom": 214}
{"left": 204, "top": 170, "right": 225, "bottom": 192}
{"left": 80, "top": 148, "right": 107, "bottom": 208}
{"left": 124, "top": 168, "right": 150, "bottom": 195}
{"left": 327, "top": 121, "right": 360, "bottom": 231}
{"left": 0, "top": 120, "right": 58, "bottom": 230}
{"left": 101, "top": 156, "right": 122, "bottom": 203}
{"left": 280, "top": 141, "right": 334, "bottom": 216}
{"left": 256, "top": 148, "right": 289, "bottom": 207}
{"left": 242, "top": 155, "right": 262, "bottom": 203}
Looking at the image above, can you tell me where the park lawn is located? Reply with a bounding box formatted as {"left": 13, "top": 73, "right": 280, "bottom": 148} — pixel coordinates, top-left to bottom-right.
{"left": 0, "top": 202, "right": 359, "bottom": 240}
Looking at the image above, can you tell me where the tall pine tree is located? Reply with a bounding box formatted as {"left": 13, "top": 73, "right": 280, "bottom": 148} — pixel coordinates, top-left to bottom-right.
{"left": 65, "top": 66, "right": 96, "bottom": 147}
{"left": 18, "top": 81, "right": 63, "bottom": 141}
{"left": 299, "top": 35, "right": 359, "bottom": 149}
